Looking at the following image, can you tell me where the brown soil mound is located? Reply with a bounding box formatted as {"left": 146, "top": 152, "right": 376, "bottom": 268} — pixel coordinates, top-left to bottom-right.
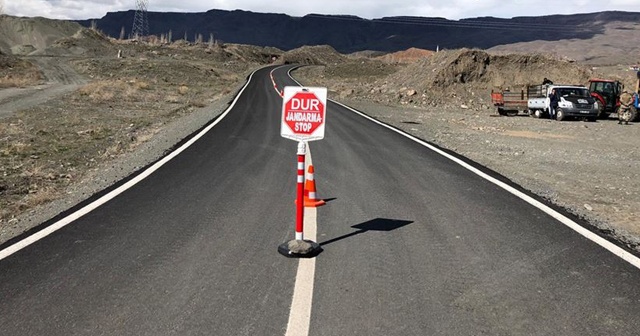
{"left": 377, "top": 47, "right": 435, "bottom": 63}
{"left": 371, "top": 49, "right": 593, "bottom": 106}
{"left": 281, "top": 45, "right": 346, "bottom": 65}
{"left": 0, "top": 54, "right": 43, "bottom": 88}
{"left": 390, "top": 49, "right": 592, "bottom": 91}
{"left": 295, "top": 48, "right": 594, "bottom": 109}
{"left": 42, "top": 28, "right": 117, "bottom": 57}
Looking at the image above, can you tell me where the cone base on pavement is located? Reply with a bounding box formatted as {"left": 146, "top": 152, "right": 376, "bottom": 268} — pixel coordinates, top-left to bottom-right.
{"left": 278, "top": 239, "right": 323, "bottom": 258}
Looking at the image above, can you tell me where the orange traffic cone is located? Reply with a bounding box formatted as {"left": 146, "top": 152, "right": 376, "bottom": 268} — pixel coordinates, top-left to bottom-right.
{"left": 299, "top": 165, "right": 326, "bottom": 207}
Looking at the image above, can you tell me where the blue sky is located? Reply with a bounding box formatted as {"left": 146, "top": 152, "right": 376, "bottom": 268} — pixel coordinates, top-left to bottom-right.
{"left": 3, "top": 0, "right": 640, "bottom": 20}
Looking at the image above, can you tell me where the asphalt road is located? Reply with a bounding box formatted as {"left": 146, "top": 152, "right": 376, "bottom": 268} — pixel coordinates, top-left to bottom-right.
{"left": 1, "top": 65, "right": 640, "bottom": 335}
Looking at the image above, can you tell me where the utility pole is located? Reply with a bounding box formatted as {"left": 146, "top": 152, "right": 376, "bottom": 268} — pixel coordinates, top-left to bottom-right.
{"left": 131, "top": 0, "right": 149, "bottom": 39}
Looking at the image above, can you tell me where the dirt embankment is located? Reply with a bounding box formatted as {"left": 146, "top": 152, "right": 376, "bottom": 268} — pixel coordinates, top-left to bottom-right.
{"left": 296, "top": 48, "right": 597, "bottom": 108}
{"left": 0, "top": 53, "right": 43, "bottom": 88}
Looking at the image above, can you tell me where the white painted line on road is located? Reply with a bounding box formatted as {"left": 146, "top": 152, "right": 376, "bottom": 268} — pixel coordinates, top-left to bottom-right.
{"left": 0, "top": 68, "right": 262, "bottom": 261}
{"left": 330, "top": 99, "right": 640, "bottom": 270}
{"left": 269, "top": 67, "right": 319, "bottom": 335}
{"left": 285, "top": 207, "right": 318, "bottom": 336}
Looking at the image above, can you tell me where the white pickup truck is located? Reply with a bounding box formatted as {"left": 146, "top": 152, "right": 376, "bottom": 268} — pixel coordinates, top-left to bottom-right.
{"left": 527, "top": 84, "right": 599, "bottom": 121}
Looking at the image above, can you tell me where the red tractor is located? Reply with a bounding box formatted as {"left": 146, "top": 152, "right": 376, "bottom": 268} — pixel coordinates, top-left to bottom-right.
{"left": 588, "top": 79, "right": 623, "bottom": 118}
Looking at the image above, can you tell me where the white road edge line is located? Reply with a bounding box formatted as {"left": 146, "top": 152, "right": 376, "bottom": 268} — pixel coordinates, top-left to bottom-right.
{"left": 269, "top": 68, "right": 317, "bottom": 336}
{"left": 330, "top": 98, "right": 640, "bottom": 270}
{"left": 0, "top": 68, "right": 262, "bottom": 261}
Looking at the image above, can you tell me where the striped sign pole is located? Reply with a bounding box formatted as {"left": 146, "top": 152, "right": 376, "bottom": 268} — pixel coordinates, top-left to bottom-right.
{"left": 295, "top": 141, "right": 306, "bottom": 241}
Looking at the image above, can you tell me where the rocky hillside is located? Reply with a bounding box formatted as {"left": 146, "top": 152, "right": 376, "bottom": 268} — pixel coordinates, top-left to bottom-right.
{"left": 77, "top": 10, "right": 640, "bottom": 55}
{"left": 0, "top": 15, "right": 80, "bottom": 55}
{"left": 489, "top": 20, "right": 640, "bottom": 65}
{"left": 295, "top": 48, "right": 596, "bottom": 109}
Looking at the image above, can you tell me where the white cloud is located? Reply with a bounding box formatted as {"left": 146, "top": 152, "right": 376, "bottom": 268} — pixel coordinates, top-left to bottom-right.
{"left": 3, "top": 0, "right": 640, "bottom": 20}
{"left": 5, "top": 0, "right": 130, "bottom": 20}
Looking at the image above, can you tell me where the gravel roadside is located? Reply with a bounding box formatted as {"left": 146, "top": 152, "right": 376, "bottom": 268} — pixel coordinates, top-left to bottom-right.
{"left": 0, "top": 81, "right": 242, "bottom": 245}
{"left": 333, "top": 98, "right": 640, "bottom": 251}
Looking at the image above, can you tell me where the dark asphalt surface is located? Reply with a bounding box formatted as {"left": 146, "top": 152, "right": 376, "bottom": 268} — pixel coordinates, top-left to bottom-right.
{"left": 1, "top": 65, "right": 640, "bottom": 335}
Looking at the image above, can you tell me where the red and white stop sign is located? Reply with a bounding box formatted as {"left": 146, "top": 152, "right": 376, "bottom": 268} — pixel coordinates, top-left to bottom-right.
{"left": 281, "top": 86, "right": 327, "bottom": 141}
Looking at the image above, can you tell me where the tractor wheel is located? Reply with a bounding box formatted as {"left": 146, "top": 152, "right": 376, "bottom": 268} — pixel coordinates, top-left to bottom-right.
{"left": 556, "top": 108, "right": 566, "bottom": 121}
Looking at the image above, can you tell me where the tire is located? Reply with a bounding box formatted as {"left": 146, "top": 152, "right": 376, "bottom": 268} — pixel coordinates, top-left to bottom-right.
{"left": 597, "top": 102, "right": 606, "bottom": 118}
{"left": 556, "top": 108, "right": 565, "bottom": 121}
{"left": 497, "top": 108, "right": 507, "bottom": 116}
{"left": 596, "top": 102, "right": 610, "bottom": 119}
{"left": 532, "top": 109, "right": 543, "bottom": 118}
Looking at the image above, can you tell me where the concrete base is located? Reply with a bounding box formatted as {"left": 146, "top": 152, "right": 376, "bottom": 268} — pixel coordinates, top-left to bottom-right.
{"left": 278, "top": 239, "right": 323, "bottom": 258}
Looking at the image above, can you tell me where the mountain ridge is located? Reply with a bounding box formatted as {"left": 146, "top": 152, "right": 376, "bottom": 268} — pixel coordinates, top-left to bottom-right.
{"left": 75, "top": 9, "right": 640, "bottom": 53}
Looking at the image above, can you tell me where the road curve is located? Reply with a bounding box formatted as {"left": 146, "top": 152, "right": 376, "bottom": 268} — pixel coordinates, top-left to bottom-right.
{"left": 0, "top": 65, "right": 639, "bottom": 335}
{"left": 274, "top": 66, "right": 640, "bottom": 335}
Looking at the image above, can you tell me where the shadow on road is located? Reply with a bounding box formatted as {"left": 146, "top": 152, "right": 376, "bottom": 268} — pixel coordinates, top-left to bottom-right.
{"left": 319, "top": 218, "right": 413, "bottom": 246}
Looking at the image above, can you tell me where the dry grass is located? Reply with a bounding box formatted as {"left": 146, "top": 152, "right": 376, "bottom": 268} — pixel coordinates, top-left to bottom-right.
{"left": 0, "top": 72, "right": 43, "bottom": 88}
{"left": 26, "top": 187, "right": 58, "bottom": 206}
{"left": 0, "top": 57, "right": 44, "bottom": 88}
{"left": 0, "top": 43, "right": 254, "bottom": 229}
{"left": 77, "top": 78, "right": 153, "bottom": 103}
{"left": 1, "top": 141, "right": 31, "bottom": 156}
{"left": 165, "top": 95, "right": 181, "bottom": 103}
{"left": 178, "top": 85, "right": 189, "bottom": 95}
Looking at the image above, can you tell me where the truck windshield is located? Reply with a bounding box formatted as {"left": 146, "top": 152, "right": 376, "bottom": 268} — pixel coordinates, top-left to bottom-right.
{"left": 557, "top": 88, "right": 590, "bottom": 98}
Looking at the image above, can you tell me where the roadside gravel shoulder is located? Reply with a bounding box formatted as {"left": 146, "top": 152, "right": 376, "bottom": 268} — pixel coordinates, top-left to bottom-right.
{"left": 333, "top": 98, "right": 640, "bottom": 251}
{"left": 0, "top": 84, "right": 240, "bottom": 245}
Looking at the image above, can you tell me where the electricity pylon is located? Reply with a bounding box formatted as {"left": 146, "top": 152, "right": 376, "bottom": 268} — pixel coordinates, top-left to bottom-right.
{"left": 131, "top": 0, "right": 149, "bottom": 39}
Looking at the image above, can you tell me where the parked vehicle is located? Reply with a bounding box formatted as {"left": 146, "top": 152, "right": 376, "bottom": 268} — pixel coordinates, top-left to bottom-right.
{"left": 490, "top": 87, "right": 528, "bottom": 116}
{"left": 491, "top": 84, "right": 599, "bottom": 121}
{"left": 588, "top": 79, "right": 623, "bottom": 118}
